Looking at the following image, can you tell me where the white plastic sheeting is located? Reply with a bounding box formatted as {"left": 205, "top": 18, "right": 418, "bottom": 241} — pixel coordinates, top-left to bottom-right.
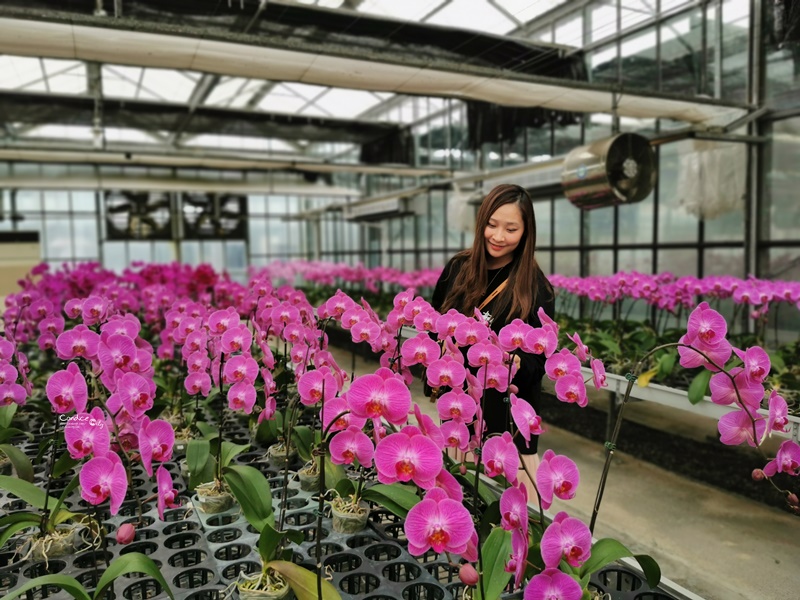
{"left": 677, "top": 139, "right": 747, "bottom": 220}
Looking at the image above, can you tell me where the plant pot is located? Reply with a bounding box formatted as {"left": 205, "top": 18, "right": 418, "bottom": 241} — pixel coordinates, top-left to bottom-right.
{"left": 297, "top": 464, "right": 320, "bottom": 492}
{"left": 21, "top": 525, "right": 82, "bottom": 561}
{"left": 266, "top": 442, "right": 297, "bottom": 469}
{"left": 195, "top": 482, "right": 235, "bottom": 514}
{"left": 237, "top": 570, "right": 290, "bottom": 600}
{"left": 0, "top": 457, "right": 11, "bottom": 476}
{"left": 330, "top": 500, "right": 369, "bottom": 534}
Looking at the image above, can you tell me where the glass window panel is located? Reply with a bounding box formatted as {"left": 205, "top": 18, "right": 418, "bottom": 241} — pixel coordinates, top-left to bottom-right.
{"left": 402, "top": 215, "right": 416, "bottom": 253}
{"left": 72, "top": 217, "right": 98, "bottom": 259}
{"left": 44, "top": 218, "right": 70, "bottom": 258}
{"left": 587, "top": 250, "right": 614, "bottom": 275}
{"left": 620, "top": 28, "right": 657, "bottom": 89}
{"left": 19, "top": 218, "right": 42, "bottom": 242}
{"left": 720, "top": 0, "right": 749, "bottom": 103}
{"left": 153, "top": 242, "right": 175, "bottom": 263}
{"left": 553, "top": 123, "right": 582, "bottom": 157}
{"left": 590, "top": 4, "right": 617, "bottom": 42}
{"left": 555, "top": 16, "right": 582, "bottom": 47}
{"left": 660, "top": 10, "right": 703, "bottom": 95}
{"left": 763, "top": 118, "right": 800, "bottom": 242}
{"left": 249, "top": 195, "right": 268, "bottom": 214}
{"left": 15, "top": 191, "right": 41, "bottom": 212}
{"left": 657, "top": 248, "right": 697, "bottom": 277}
{"left": 249, "top": 219, "right": 268, "bottom": 255}
{"left": 618, "top": 193, "right": 654, "bottom": 244}
{"left": 226, "top": 241, "right": 246, "bottom": 270}
{"left": 181, "top": 241, "right": 200, "bottom": 265}
{"left": 590, "top": 44, "right": 618, "bottom": 86}
{"left": 587, "top": 205, "right": 614, "bottom": 246}
{"left": 285, "top": 221, "right": 302, "bottom": 255}
{"left": 704, "top": 202, "right": 744, "bottom": 242}
{"left": 553, "top": 251, "right": 580, "bottom": 276}
{"left": 201, "top": 242, "right": 224, "bottom": 270}
{"left": 71, "top": 191, "right": 96, "bottom": 212}
{"left": 766, "top": 247, "right": 800, "bottom": 343}
{"left": 617, "top": 249, "right": 653, "bottom": 273}
{"left": 533, "top": 200, "right": 552, "bottom": 248}
{"left": 428, "top": 191, "right": 445, "bottom": 250}
{"left": 658, "top": 143, "right": 698, "bottom": 243}
{"left": 704, "top": 247, "right": 744, "bottom": 277}
{"left": 536, "top": 250, "right": 552, "bottom": 275}
{"left": 553, "top": 197, "right": 580, "bottom": 247}
{"left": 128, "top": 242, "right": 152, "bottom": 264}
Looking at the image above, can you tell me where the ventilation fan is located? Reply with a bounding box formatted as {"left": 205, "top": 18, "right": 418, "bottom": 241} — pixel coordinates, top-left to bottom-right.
{"left": 561, "top": 133, "right": 656, "bottom": 210}
{"left": 105, "top": 191, "right": 173, "bottom": 240}
{"left": 182, "top": 193, "right": 247, "bottom": 239}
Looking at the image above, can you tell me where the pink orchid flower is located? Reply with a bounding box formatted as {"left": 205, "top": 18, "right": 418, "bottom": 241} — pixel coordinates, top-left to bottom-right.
{"left": 440, "top": 420, "right": 471, "bottom": 453}
{"left": 475, "top": 362, "right": 511, "bottom": 393}
{"left": 454, "top": 320, "right": 490, "bottom": 346}
{"left": 566, "top": 332, "right": 590, "bottom": 362}
{"left": 56, "top": 325, "right": 101, "bottom": 361}
{"left": 733, "top": 346, "right": 771, "bottom": 384}
{"left": 98, "top": 334, "right": 138, "bottom": 374}
{"left": 413, "top": 309, "right": 438, "bottom": 333}
{"left": 498, "top": 319, "right": 533, "bottom": 352}
{"left": 374, "top": 432, "right": 442, "bottom": 488}
{"left": 433, "top": 468, "right": 463, "bottom": 502}
{"left": 208, "top": 308, "right": 240, "bottom": 336}
{"left": 81, "top": 295, "right": 108, "bottom": 326}
{"left": 221, "top": 325, "right": 253, "bottom": 354}
{"left": 46, "top": 362, "right": 88, "bottom": 414}
{"left": 156, "top": 465, "right": 180, "bottom": 520}
{"left": 112, "top": 372, "right": 154, "bottom": 418}
{"left": 510, "top": 394, "right": 543, "bottom": 447}
{"left": 437, "top": 389, "right": 477, "bottom": 423}
{"left": 524, "top": 568, "right": 582, "bottom": 600}
{"left": 0, "top": 339, "right": 14, "bottom": 361}
{"left": 483, "top": 432, "right": 519, "bottom": 482}
{"left": 545, "top": 348, "right": 582, "bottom": 380}
{"left": 678, "top": 333, "right": 732, "bottom": 372}
{"left": 401, "top": 334, "right": 441, "bottom": 368}
{"left": 0, "top": 363, "right": 17, "bottom": 385}
{"left": 298, "top": 368, "right": 338, "bottom": 406}
{"left": 537, "top": 306, "right": 559, "bottom": 333}
{"left": 80, "top": 455, "right": 128, "bottom": 515}
{"left": 536, "top": 449, "right": 580, "bottom": 510}
{"left": 590, "top": 358, "right": 607, "bottom": 389}
{"left": 506, "top": 527, "right": 529, "bottom": 588}
{"left": 64, "top": 407, "right": 110, "bottom": 459}
{"left": 320, "top": 395, "right": 366, "bottom": 433}
{"left": 435, "top": 309, "right": 467, "bottom": 338}
{"left": 500, "top": 485, "right": 528, "bottom": 533}
{"left": 347, "top": 373, "right": 411, "bottom": 426}
{"left": 554, "top": 374, "right": 588, "bottom": 407}
{"left": 227, "top": 382, "right": 257, "bottom": 413}
{"left": 466, "top": 342, "right": 503, "bottom": 368}
{"left": 0, "top": 382, "right": 27, "bottom": 406}
{"left": 768, "top": 391, "right": 789, "bottom": 433}
{"left": 351, "top": 320, "right": 381, "bottom": 345}
{"left": 718, "top": 409, "right": 766, "bottom": 447}
{"left": 525, "top": 327, "right": 558, "bottom": 358}
{"left": 540, "top": 511, "right": 592, "bottom": 568}
{"left": 404, "top": 489, "right": 475, "bottom": 556}
{"left": 762, "top": 440, "right": 800, "bottom": 477}
{"left": 185, "top": 372, "right": 212, "bottom": 397}
{"left": 223, "top": 355, "right": 259, "bottom": 385}
{"left": 139, "top": 418, "right": 175, "bottom": 477}
{"left": 329, "top": 426, "right": 374, "bottom": 467}
{"left": 709, "top": 368, "right": 764, "bottom": 408}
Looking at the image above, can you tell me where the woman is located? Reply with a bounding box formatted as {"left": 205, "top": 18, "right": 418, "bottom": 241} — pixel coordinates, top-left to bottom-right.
{"left": 431, "top": 183, "right": 554, "bottom": 500}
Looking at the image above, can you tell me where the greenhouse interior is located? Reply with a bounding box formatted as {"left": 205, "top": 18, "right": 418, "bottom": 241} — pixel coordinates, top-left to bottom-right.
{"left": 0, "top": 1, "right": 798, "bottom": 599}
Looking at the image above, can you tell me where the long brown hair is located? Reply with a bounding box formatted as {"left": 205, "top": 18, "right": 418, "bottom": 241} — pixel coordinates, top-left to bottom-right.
{"left": 440, "top": 184, "right": 542, "bottom": 322}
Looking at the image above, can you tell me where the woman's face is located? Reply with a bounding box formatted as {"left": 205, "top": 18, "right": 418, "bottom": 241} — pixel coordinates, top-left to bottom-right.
{"left": 484, "top": 202, "right": 524, "bottom": 267}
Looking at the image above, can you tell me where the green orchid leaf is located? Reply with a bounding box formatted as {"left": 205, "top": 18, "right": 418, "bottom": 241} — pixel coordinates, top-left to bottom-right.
{"left": 656, "top": 352, "right": 677, "bottom": 379}
{"left": 3, "top": 575, "right": 91, "bottom": 600}
{"left": 48, "top": 474, "right": 81, "bottom": 528}
{"left": 219, "top": 441, "right": 250, "bottom": 469}
{"left": 767, "top": 350, "right": 786, "bottom": 372}
{"left": 324, "top": 456, "right": 347, "bottom": 490}
{"left": 223, "top": 465, "right": 274, "bottom": 532}
{"left": 687, "top": 370, "right": 712, "bottom": 405}
{"left": 195, "top": 422, "right": 219, "bottom": 440}
{"left": 258, "top": 522, "right": 305, "bottom": 563}
{"left": 474, "top": 527, "right": 513, "bottom": 600}
{"left": 186, "top": 439, "right": 216, "bottom": 490}
{"left": 478, "top": 500, "right": 501, "bottom": 542}
{"left": 52, "top": 452, "right": 80, "bottom": 479}
{"left": 0, "top": 427, "right": 32, "bottom": 443}
{"left": 334, "top": 477, "right": 355, "bottom": 499}
{"left": 0, "top": 404, "right": 17, "bottom": 429}
{"left": 268, "top": 560, "right": 342, "bottom": 600}
{"left": 0, "top": 474, "right": 59, "bottom": 509}
{"left": 361, "top": 483, "right": 420, "bottom": 519}
{"left": 255, "top": 417, "right": 279, "bottom": 446}
{"left": 0, "top": 443, "right": 34, "bottom": 482}
{"left": 0, "top": 518, "right": 39, "bottom": 550}
{"left": 579, "top": 538, "right": 661, "bottom": 589}
{"left": 94, "top": 552, "right": 175, "bottom": 600}
{"left": 291, "top": 426, "right": 314, "bottom": 462}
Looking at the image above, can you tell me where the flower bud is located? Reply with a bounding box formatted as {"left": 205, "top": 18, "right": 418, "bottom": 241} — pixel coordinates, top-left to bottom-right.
{"left": 751, "top": 469, "right": 766, "bottom": 481}
{"left": 788, "top": 493, "right": 799, "bottom": 508}
{"left": 459, "top": 464, "right": 467, "bottom": 476}
{"left": 116, "top": 523, "right": 136, "bottom": 545}
{"left": 459, "top": 563, "right": 479, "bottom": 586}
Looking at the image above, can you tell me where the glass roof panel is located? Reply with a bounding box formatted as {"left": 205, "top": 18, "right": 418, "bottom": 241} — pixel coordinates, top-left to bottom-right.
{"left": 184, "top": 134, "right": 296, "bottom": 152}
{"left": 205, "top": 77, "right": 252, "bottom": 107}
{"left": 425, "top": 0, "right": 515, "bottom": 34}
{"left": 357, "top": 0, "right": 448, "bottom": 22}
{"left": 496, "top": 0, "right": 569, "bottom": 24}
{"left": 0, "top": 56, "right": 44, "bottom": 90}
{"left": 140, "top": 68, "right": 198, "bottom": 103}
{"left": 281, "top": 82, "right": 328, "bottom": 101}
{"left": 298, "top": 104, "right": 333, "bottom": 117}
{"left": 43, "top": 59, "right": 86, "bottom": 95}
{"left": 24, "top": 124, "right": 94, "bottom": 141}
{"left": 620, "top": 0, "right": 655, "bottom": 29}
{"left": 258, "top": 91, "right": 307, "bottom": 114}
{"left": 105, "top": 128, "right": 164, "bottom": 144}
{"left": 311, "top": 89, "right": 384, "bottom": 118}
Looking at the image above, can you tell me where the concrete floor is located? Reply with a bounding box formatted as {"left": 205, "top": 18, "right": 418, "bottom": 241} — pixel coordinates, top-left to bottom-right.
{"left": 327, "top": 345, "right": 800, "bottom": 600}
